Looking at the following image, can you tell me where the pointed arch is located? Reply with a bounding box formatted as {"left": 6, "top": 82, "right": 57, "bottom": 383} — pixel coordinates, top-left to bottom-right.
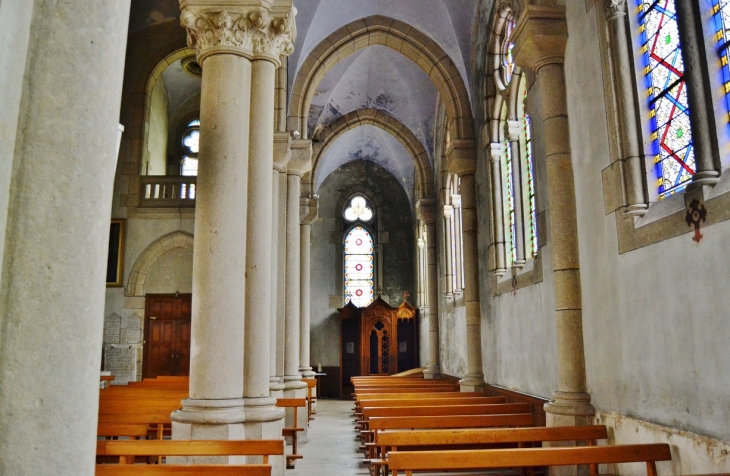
{"left": 312, "top": 108, "right": 435, "bottom": 199}
{"left": 290, "top": 16, "right": 474, "bottom": 141}
{"left": 125, "top": 231, "right": 194, "bottom": 297}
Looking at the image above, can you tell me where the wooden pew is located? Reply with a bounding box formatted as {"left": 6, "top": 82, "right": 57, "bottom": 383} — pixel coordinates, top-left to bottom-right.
{"left": 353, "top": 391, "right": 487, "bottom": 413}
{"left": 355, "top": 396, "right": 507, "bottom": 423}
{"left": 302, "top": 378, "right": 317, "bottom": 423}
{"left": 366, "top": 425, "right": 608, "bottom": 476}
{"left": 387, "top": 443, "right": 672, "bottom": 476}
{"left": 275, "top": 398, "right": 306, "bottom": 468}
{"left": 359, "top": 403, "right": 531, "bottom": 432}
{"left": 97, "top": 423, "right": 150, "bottom": 440}
{"left": 96, "top": 466, "right": 270, "bottom": 475}
{"left": 96, "top": 439, "right": 283, "bottom": 464}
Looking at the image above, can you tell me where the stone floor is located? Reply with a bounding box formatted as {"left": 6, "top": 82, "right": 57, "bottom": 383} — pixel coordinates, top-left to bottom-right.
{"left": 287, "top": 399, "right": 369, "bottom": 476}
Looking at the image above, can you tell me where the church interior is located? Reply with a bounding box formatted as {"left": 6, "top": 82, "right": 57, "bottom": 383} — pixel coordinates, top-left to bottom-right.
{"left": 1, "top": 0, "right": 729, "bottom": 474}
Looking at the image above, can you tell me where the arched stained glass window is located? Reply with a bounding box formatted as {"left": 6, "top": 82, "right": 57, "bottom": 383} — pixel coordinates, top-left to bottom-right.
{"left": 712, "top": 0, "right": 730, "bottom": 122}
{"left": 500, "top": 17, "right": 517, "bottom": 87}
{"left": 523, "top": 111, "right": 538, "bottom": 258}
{"left": 636, "top": 0, "right": 696, "bottom": 198}
{"left": 503, "top": 134, "right": 517, "bottom": 266}
{"left": 344, "top": 226, "right": 374, "bottom": 308}
{"left": 181, "top": 119, "right": 200, "bottom": 177}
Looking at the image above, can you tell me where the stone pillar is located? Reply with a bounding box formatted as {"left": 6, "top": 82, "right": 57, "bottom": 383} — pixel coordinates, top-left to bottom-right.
{"left": 275, "top": 167, "right": 288, "bottom": 387}
{"left": 299, "top": 197, "right": 318, "bottom": 379}
{"left": 506, "top": 120, "right": 526, "bottom": 267}
{"left": 451, "top": 192, "right": 464, "bottom": 291}
{"left": 172, "top": 6, "right": 295, "bottom": 463}
{"left": 489, "top": 143, "right": 508, "bottom": 275}
{"left": 418, "top": 200, "right": 441, "bottom": 379}
{"left": 512, "top": 5, "right": 595, "bottom": 424}
{"left": 604, "top": 0, "right": 648, "bottom": 216}
{"left": 447, "top": 141, "right": 485, "bottom": 392}
{"left": 0, "top": 1, "right": 130, "bottom": 473}
{"left": 242, "top": 10, "right": 295, "bottom": 454}
{"left": 442, "top": 203, "right": 454, "bottom": 297}
{"left": 284, "top": 140, "right": 311, "bottom": 432}
{"left": 270, "top": 132, "right": 290, "bottom": 397}
{"left": 674, "top": 0, "right": 720, "bottom": 191}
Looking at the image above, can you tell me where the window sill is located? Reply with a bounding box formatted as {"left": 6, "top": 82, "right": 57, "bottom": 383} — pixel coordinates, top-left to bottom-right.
{"left": 493, "top": 254, "right": 544, "bottom": 296}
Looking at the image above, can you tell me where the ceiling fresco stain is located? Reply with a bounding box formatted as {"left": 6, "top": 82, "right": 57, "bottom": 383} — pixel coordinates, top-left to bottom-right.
{"left": 129, "top": 0, "right": 180, "bottom": 35}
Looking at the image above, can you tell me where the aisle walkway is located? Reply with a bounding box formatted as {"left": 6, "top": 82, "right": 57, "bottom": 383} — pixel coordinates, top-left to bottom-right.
{"left": 287, "top": 399, "right": 369, "bottom": 476}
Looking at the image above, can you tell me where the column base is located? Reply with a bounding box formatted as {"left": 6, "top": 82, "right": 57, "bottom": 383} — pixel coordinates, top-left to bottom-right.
{"left": 270, "top": 377, "right": 285, "bottom": 398}
{"left": 543, "top": 391, "right": 595, "bottom": 418}
{"left": 299, "top": 366, "right": 315, "bottom": 378}
{"left": 423, "top": 364, "right": 441, "bottom": 379}
{"left": 282, "top": 382, "right": 308, "bottom": 444}
{"left": 459, "top": 373, "right": 486, "bottom": 392}
{"left": 543, "top": 392, "right": 596, "bottom": 476}
{"left": 170, "top": 398, "right": 246, "bottom": 464}
{"left": 242, "top": 396, "right": 286, "bottom": 476}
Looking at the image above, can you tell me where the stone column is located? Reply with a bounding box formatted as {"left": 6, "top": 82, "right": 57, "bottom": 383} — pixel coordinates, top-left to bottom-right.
{"left": 513, "top": 5, "right": 595, "bottom": 424}
{"left": 604, "top": 0, "right": 648, "bottom": 216}
{"left": 489, "top": 143, "right": 508, "bottom": 275}
{"left": 442, "top": 203, "right": 454, "bottom": 297}
{"left": 447, "top": 141, "right": 485, "bottom": 392}
{"left": 674, "top": 0, "right": 720, "bottom": 191}
{"left": 418, "top": 200, "right": 441, "bottom": 379}
{"left": 299, "top": 197, "right": 318, "bottom": 379}
{"left": 451, "top": 192, "right": 464, "bottom": 291}
{"left": 242, "top": 8, "right": 295, "bottom": 452}
{"left": 172, "top": 6, "right": 295, "bottom": 457}
{"left": 270, "top": 132, "right": 290, "bottom": 397}
{"left": 284, "top": 140, "right": 311, "bottom": 432}
{"left": 507, "top": 120, "right": 527, "bottom": 267}
{"left": 0, "top": 1, "right": 130, "bottom": 473}
{"left": 275, "top": 167, "right": 288, "bottom": 387}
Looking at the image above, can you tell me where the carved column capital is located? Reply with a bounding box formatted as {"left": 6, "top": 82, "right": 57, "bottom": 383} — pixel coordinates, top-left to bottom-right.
{"left": 180, "top": 4, "right": 296, "bottom": 65}
{"left": 442, "top": 204, "right": 454, "bottom": 219}
{"left": 505, "top": 119, "right": 521, "bottom": 142}
{"left": 288, "top": 139, "right": 312, "bottom": 177}
{"left": 512, "top": 5, "right": 568, "bottom": 72}
{"left": 273, "top": 131, "right": 291, "bottom": 172}
{"left": 451, "top": 194, "right": 462, "bottom": 208}
{"left": 604, "top": 0, "right": 627, "bottom": 21}
{"left": 446, "top": 139, "right": 477, "bottom": 176}
{"left": 489, "top": 142, "right": 503, "bottom": 163}
{"left": 300, "top": 197, "right": 318, "bottom": 225}
{"left": 416, "top": 198, "right": 437, "bottom": 224}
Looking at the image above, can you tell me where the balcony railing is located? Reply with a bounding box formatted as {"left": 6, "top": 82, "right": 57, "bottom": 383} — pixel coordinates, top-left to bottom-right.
{"left": 139, "top": 176, "right": 196, "bottom": 208}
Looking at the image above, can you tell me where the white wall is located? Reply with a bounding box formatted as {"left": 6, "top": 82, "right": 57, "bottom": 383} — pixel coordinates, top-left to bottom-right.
{"left": 146, "top": 76, "right": 169, "bottom": 175}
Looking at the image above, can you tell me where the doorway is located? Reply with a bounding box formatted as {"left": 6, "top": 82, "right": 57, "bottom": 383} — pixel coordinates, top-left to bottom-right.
{"left": 143, "top": 294, "right": 191, "bottom": 378}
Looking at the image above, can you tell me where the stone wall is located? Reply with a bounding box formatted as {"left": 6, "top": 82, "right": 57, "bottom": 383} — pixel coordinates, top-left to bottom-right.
{"left": 310, "top": 159, "right": 416, "bottom": 372}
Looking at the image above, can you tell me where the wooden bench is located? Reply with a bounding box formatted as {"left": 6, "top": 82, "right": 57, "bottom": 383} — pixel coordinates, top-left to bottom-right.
{"left": 96, "top": 465, "right": 271, "bottom": 475}
{"left": 302, "top": 378, "right": 317, "bottom": 423}
{"left": 359, "top": 403, "right": 531, "bottom": 432}
{"left": 366, "top": 425, "right": 608, "bottom": 476}
{"left": 353, "top": 391, "right": 487, "bottom": 413}
{"left": 97, "top": 423, "right": 150, "bottom": 440}
{"left": 355, "top": 396, "right": 506, "bottom": 421}
{"left": 275, "top": 398, "right": 306, "bottom": 468}
{"left": 387, "top": 443, "right": 672, "bottom": 476}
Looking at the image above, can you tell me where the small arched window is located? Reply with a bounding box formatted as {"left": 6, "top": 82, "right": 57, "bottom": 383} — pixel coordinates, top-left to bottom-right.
{"left": 181, "top": 119, "right": 200, "bottom": 176}
{"left": 344, "top": 226, "right": 374, "bottom": 308}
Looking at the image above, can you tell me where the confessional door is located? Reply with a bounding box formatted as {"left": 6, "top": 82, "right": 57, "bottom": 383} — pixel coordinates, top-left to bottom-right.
{"left": 362, "top": 317, "right": 396, "bottom": 375}
{"left": 143, "top": 294, "right": 191, "bottom": 378}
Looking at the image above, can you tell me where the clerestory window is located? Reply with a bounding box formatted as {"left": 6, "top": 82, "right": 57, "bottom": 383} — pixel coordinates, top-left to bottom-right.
{"left": 181, "top": 119, "right": 200, "bottom": 176}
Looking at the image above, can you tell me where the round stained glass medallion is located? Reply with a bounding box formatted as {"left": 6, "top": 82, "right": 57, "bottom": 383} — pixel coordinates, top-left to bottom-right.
{"left": 344, "top": 195, "right": 373, "bottom": 222}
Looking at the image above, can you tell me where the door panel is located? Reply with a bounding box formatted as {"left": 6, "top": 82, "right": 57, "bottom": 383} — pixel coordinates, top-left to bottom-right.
{"left": 143, "top": 294, "right": 192, "bottom": 378}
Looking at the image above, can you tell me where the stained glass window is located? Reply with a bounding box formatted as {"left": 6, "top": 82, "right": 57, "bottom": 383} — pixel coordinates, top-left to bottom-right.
{"left": 344, "top": 226, "right": 374, "bottom": 308}
{"left": 712, "top": 0, "right": 730, "bottom": 123}
{"left": 501, "top": 17, "right": 516, "bottom": 87}
{"left": 503, "top": 134, "right": 517, "bottom": 266}
{"left": 636, "top": 0, "right": 695, "bottom": 198}
{"left": 182, "top": 118, "right": 200, "bottom": 177}
{"left": 523, "top": 112, "right": 538, "bottom": 258}
{"left": 344, "top": 195, "right": 374, "bottom": 222}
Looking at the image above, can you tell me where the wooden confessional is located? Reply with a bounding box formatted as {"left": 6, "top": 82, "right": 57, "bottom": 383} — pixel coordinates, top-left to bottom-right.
{"left": 339, "top": 297, "right": 419, "bottom": 397}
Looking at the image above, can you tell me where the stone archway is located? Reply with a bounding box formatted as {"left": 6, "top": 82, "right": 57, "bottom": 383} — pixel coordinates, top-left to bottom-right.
{"left": 126, "top": 231, "right": 194, "bottom": 298}
{"left": 312, "top": 108, "right": 435, "bottom": 200}
{"left": 290, "top": 16, "right": 475, "bottom": 142}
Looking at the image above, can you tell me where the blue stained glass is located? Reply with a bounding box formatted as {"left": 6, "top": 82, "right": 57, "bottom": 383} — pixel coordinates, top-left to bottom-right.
{"left": 344, "top": 226, "right": 374, "bottom": 308}
{"left": 712, "top": 0, "right": 730, "bottom": 123}
{"left": 637, "top": 0, "right": 695, "bottom": 198}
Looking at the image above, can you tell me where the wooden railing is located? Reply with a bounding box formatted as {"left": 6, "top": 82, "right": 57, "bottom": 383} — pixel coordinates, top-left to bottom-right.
{"left": 139, "top": 176, "right": 196, "bottom": 208}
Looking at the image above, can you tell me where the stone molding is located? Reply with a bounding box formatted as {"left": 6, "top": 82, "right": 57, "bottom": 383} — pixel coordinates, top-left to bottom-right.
{"left": 416, "top": 198, "right": 437, "bottom": 224}
{"left": 288, "top": 139, "right": 312, "bottom": 176}
{"left": 300, "top": 197, "right": 318, "bottom": 225}
{"left": 512, "top": 5, "right": 568, "bottom": 72}
{"left": 180, "top": 5, "right": 296, "bottom": 64}
{"left": 604, "top": 0, "right": 627, "bottom": 21}
{"left": 125, "top": 231, "right": 194, "bottom": 297}
{"left": 273, "top": 131, "right": 291, "bottom": 172}
{"left": 445, "top": 139, "right": 477, "bottom": 175}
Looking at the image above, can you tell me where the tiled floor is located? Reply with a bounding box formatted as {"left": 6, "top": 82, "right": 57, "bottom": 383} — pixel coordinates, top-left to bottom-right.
{"left": 287, "top": 399, "right": 370, "bottom": 476}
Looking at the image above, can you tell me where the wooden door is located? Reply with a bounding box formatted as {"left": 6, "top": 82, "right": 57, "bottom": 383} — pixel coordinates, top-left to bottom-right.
{"left": 143, "top": 294, "right": 192, "bottom": 378}
{"left": 361, "top": 316, "right": 396, "bottom": 376}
